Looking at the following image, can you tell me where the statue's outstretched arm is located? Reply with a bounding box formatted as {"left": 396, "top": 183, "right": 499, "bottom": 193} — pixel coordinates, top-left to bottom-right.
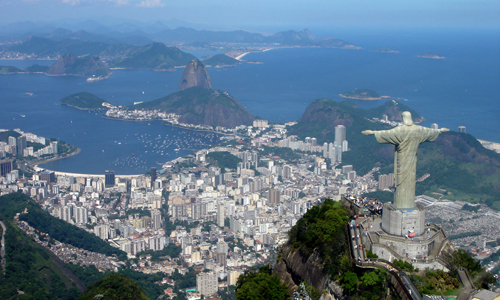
{"left": 439, "top": 128, "right": 449, "bottom": 133}
{"left": 362, "top": 130, "right": 375, "bottom": 135}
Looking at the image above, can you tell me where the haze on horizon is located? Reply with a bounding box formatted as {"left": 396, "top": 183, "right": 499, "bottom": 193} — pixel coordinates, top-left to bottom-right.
{"left": 0, "top": 0, "right": 498, "bottom": 33}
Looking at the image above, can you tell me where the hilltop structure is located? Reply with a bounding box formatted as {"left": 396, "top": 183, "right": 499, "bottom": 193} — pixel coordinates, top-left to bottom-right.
{"left": 360, "top": 112, "right": 455, "bottom": 270}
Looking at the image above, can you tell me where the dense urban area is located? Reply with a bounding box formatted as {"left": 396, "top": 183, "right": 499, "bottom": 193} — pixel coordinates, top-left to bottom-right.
{"left": 1, "top": 119, "right": 499, "bottom": 299}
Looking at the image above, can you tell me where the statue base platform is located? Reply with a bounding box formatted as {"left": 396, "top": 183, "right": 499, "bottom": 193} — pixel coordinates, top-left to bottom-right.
{"left": 361, "top": 214, "right": 454, "bottom": 271}
{"left": 381, "top": 202, "right": 426, "bottom": 237}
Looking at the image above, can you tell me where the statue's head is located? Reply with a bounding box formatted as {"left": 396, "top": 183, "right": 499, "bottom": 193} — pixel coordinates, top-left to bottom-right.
{"left": 402, "top": 111, "right": 414, "bottom": 126}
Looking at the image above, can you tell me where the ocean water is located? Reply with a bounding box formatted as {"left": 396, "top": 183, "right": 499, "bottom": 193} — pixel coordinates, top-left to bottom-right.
{"left": 0, "top": 28, "right": 498, "bottom": 174}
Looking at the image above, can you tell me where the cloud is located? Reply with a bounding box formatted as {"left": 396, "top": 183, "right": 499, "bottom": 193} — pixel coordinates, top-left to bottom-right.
{"left": 137, "top": 0, "right": 164, "bottom": 8}
{"left": 58, "top": 0, "right": 129, "bottom": 5}
{"left": 61, "top": 0, "right": 80, "bottom": 5}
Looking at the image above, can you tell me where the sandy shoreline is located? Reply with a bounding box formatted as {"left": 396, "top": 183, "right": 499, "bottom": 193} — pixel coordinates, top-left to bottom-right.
{"left": 235, "top": 48, "right": 275, "bottom": 61}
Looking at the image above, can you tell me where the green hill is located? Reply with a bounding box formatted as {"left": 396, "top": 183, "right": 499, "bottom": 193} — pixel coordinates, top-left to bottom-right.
{"left": 0, "top": 220, "right": 84, "bottom": 299}
{"left": 132, "top": 86, "right": 254, "bottom": 128}
{"left": 113, "top": 42, "right": 196, "bottom": 70}
{"left": 46, "top": 53, "right": 111, "bottom": 78}
{"left": 0, "top": 66, "right": 22, "bottom": 74}
{"left": 0, "top": 193, "right": 126, "bottom": 259}
{"left": 202, "top": 54, "right": 240, "bottom": 67}
{"left": 290, "top": 99, "right": 500, "bottom": 208}
{"left": 78, "top": 273, "right": 149, "bottom": 300}
{"left": 24, "top": 64, "right": 49, "bottom": 73}
{"left": 61, "top": 92, "right": 109, "bottom": 110}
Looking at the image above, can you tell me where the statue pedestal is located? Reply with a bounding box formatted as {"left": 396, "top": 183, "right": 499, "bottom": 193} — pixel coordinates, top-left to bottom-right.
{"left": 381, "top": 203, "right": 425, "bottom": 237}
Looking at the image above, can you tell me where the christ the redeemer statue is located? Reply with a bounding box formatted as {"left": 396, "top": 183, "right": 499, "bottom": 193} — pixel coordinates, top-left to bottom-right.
{"left": 362, "top": 111, "right": 449, "bottom": 209}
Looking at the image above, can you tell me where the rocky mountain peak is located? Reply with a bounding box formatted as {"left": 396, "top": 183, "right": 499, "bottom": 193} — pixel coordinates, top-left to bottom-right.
{"left": 178, "top": 59, "right": 212, "bottom": 91}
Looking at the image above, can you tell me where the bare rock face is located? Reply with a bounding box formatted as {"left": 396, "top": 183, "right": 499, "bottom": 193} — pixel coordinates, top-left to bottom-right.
{"left": 179, "top": 60, "right": 212, "bottom": 91}
{"left": 273, "top": 243, "right": 343, "bottom": 299}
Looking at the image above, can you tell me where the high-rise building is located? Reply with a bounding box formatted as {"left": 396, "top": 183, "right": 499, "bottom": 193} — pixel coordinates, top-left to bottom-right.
{"left": 150, "top": 167, "right": 157, "bottom": 188}
{"left": 342, "top": 165, "right": 353, "bottom": 174}
{"left": 196, "top": 272, "right": 218, "bottom": 296}
{"left": 217, "top": 204, "right": 225, "bottom": 227}
{"left": 16, "top": 136, "right": 26, "bottom": 156}
{"left": 40, "top": 171, "right": 56, "bottom": 183}
{"left": 458, "top": 126, "right": 466, "bottom": 133}
{"left": 8, "top": 136, "right": 16, "bottom": 147}
{"left": 50, "top": 141, "right": 58, "bottom": 154}
{"left": 268, "top": 188, "right": 280, "bottom": 205}
{"left": 152, "top": 210, "right": 162, "bottom": 230}
{"left": 105, "top": 170, "right": 115, "bottom": 188}
{"left": 334, "top": 125, "right": 346, "bottom": 146}
{"left": 335, "top": 145, "right": 342, "bottom": 162}
{"left": 75, "top": 207, "right": 89, "bottom": 224}
{"left": 342, "top": 140, "right": 349, "bottom": 152}
{"left": 94, "top": 224, "right": 110, "bottom": 240}
{"left": 0, "top": 159, "right": 13, "bottom": 176}
{"left": 378, "top": 173, "right": 395, "bottom": 190}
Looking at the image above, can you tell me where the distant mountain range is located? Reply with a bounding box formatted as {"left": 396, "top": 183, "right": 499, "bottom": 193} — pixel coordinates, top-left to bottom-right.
{"left": 0, "top": 22, "right": 359, "bottom": 56}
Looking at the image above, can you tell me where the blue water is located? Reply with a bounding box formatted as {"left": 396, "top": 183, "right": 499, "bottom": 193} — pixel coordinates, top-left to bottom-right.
{"left": 0, "top": 28, "right": 498, "bottom": 174}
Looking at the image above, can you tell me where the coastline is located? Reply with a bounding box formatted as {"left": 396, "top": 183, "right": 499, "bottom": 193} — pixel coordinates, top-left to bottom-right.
{"left": 235, "top": 47, "right": 275, "bottom": 61}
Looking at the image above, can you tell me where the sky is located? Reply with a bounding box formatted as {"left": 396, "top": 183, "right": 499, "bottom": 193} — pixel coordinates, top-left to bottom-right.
{"left": 0, "top": 0, "right": 498, "bottom": 32}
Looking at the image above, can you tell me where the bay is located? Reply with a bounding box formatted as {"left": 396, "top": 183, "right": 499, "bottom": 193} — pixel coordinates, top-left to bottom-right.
{"left": 0, "top": 28, "right": 498, "bottom": 175}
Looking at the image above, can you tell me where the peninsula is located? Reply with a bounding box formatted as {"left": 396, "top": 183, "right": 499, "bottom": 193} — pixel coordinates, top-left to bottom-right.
{"left": 60, "top": 92, "right": 112, "bottom": 110}
{"left": 339, "top": 89, "right": 386, "bottom": 100}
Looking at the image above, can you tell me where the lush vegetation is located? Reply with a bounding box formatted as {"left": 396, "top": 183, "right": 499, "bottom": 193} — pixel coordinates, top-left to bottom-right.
{"left": 136, "top": 243, "right": 182, "bottom": 261}
{"left": 114, "top": 43, "right": 196, "bottom": 70}
{"left": 462, "top": 204, "right": 481, "bottom": 212}
{"left": 206, "top": 151, "right": 242, "bottom": 170}
{"left": 65, "top": 263, "right": 167, "bottom": 300}
{"left": 0, "top": 220, "right": 83, "bottom": 299}
{"left": 0, "top": 130, "right": 21, "bottom": 142}
{"left": 0, "top": 66, "right": 22, "bottom": 73}
{"left": 410, "top": 269, "right": 460, "bottom": 295}
{"left": 0, "top": 192, "right": 126, "bottom": 260}
{"left": 340, "top": 89, "right": 380, "bottom": 99}
{"left": 340, "top": 269, "right": 390, "bottom": 299}
{"left": 24, "top": 64, "right": 49, "bottom": 73}
{"left": 203, "top": 54, "right": 240, "bottom": 67}
{"left": 288, "top": 199, "right": 350, "bottom": 278}
{"left": 78, "top": 273, "right": 149, "bottom": 300}
{"left": 446, "top": 249, "right": 496, "bottom": 289}
{"left": 393, "top": 259, "right": 415, "bottom": 272}
{"left": 235, "top": 266, "right": 289, "bottom": 300}
{"left": 47, "top": 53, "right": 111, "bottom": 77}
{"left": 61, "top": 92, "right": 109, "bottom": 110}
{"left": 259, "top": 145, "right": 301, "bottom": 163}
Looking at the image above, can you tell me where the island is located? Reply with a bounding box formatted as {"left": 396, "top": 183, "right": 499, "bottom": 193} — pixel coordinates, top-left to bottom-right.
{"left": 339, "top": 89, "right": 387, "bottom": 100}
{"left": 202, "top": 54, "right": 241, "bottom": 67}
{"left": 376, "top": 48, "right": 399, "bottom": 53}
{"left": 60, "top": 92, "right": 112, "bottom": 110}
{"left": 417, "top": 52, "right": 445, "bottom": 59}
